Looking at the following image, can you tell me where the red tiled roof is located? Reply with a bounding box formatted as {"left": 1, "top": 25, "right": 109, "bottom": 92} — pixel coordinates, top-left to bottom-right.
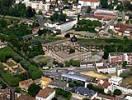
{"left": 79, "top": 0, "right": 99, "bottom": 2}
{"left": 98, "top": 79, "right": 111, "bottom": 88}
{"left": 114, "top": 24, "right": 132, "bottom": 33}
{"left": 36, "top": 87, "right": 54, "bottom": 98}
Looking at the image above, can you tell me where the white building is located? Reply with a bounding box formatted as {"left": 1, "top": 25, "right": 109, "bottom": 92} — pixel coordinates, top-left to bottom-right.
{"left": 44, "top": 19, "right": 77, "bottom": 33}
{"left": 108, "top": 76, "right": 122, "bottom": 86}
{"left": 78, "top": 0, "right": 100, "bottom": 9}
{"left": 108, "top": 84, "right": 132, "bottom": 94}
{"left": 15, "top": 0, "right": 50, "bottom": 13}
{"left": 36, "top": 87, "right": 55, "bottom": 100}
{"left": 97, "top": 66, "right": 116, "bottom": 74}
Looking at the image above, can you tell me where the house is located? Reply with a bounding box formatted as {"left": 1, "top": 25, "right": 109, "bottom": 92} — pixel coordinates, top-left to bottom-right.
{"left": 94, "top": 9, "right": 117, "bottom": 20}
{"left": 16, "top": 0, "right": 50, "bottom": 13}
{"left": 114, "top": 24, "right": 132, "bottom": 38}
{"left": 97, "top": 79, "right": 111, "bottom": 93}
{"left": 78, "top": 0, "right": 100, "bottom": 9}
{"left": 44, "top": 19, "right": 77, "bottom": 33}
{"left": 74, "top": 87, "right": 97, "bottom": 99}
{"left": 19, "top": 79, "right": 33, "bottom": 91}
{"left": 40, "top": 77, "right": 52, "bottom": 89}
{"left": 108, "top": 76, "right": 122, "bottom": 85}
{"left": 0, "top": 89, "right": 10, "bottom": 100}
{"left": 108, "top": 53, "right": 124, "bottom": 64}
{"left": 108, "top": 53, "right": 132, "bottom": 65}
{"left": 96, "top": 66, "right": 117, "bottom": 74}
{"left": 36, "top": 87, "right": 55, "bottom": 100}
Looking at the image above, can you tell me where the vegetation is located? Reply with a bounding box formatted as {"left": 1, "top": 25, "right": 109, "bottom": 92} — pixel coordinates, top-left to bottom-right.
{"left": 0, "top": 72, "right": 21, "bottom": 86}
{"left": 28, "top": 83, "right": 41, "bottom": 97}
{"left": 69, "top": 81, "right": 84, "bottom": 87}
{"left": 65, "top": 59, "right": 80, "bottom": 67}
{"left": 56, "top": 88, "right": 72, "bottom": 100}
{"left": 100, "top": 0, "right": 108, "bottom": 8}
{"left": 75, "top": 19, "right": 102, "bottom": 33}
{"left": 78, "top": 38, "right": 132, "bottom": 59}
{"left": 120, "top": 70, "right": 132, "bottom": 78}
{"left": 87, "top": 84, "right": 104, "bottom": 94}
{"left": 113, "top": 89, "right": 122, "bottom": 96}
{"left": 50, "top": 11, "right": 67, "bottom": 22}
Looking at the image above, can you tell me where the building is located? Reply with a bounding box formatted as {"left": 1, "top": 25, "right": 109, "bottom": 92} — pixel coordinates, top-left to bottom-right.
{"left": 40, "top": 77, "right": 52, "bottom": 89}
{"left": 94, "top": 9, "right": 117, "bottom": 20}
{"left": 61, "top": 72, "right": 92, "bottom": 88}
{"left": 96, "top": 66, "right": 117, "bottom": 74}
{"left": 19, "top": 79, "right": 33, "bottom": 91}
{"left": 44, "top": 19, "right": 77, "bottom": 33}
{"left": 36, "top": 87, "right": 55, "bottom": 100}
{"left": 108, "top": 53, "right": 132, "bottom": 64}
{"left": 97, "top": 79, "right": 111, "bottom": 94}
{"left": 114, "top": 24, "right": 132, "bottom": 38}
{"left": 74, "top": 87, "right": 97, "bottom": 99}
{"left": 0, "top": 89, "right": 10, "bottom": 100}
{"left": 108, "top": 76, "right": 122, "bottom": 85}
{"left": 78, "top": 0, "right": 100, "bottom": 9}
{"left": 15, "top": 0, "right": 50, "bottom": 13}
{"left": 108, "top": 53, "right": 124, "bottom": 64}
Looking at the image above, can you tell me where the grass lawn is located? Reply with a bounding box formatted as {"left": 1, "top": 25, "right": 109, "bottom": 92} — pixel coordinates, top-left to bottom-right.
{"left": 122, "top": 77, "right": 132, "bottom": 86}
{"left": 33, "top": 55, "right": 50, "bottom": 64}
{"left": 81, "top": 71, "right": 109, "bottom": 79}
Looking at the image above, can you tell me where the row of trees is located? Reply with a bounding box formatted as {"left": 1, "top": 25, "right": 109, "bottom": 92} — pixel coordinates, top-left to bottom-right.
{"left": 65, "top": 59, "right": 80, "bottom": 67}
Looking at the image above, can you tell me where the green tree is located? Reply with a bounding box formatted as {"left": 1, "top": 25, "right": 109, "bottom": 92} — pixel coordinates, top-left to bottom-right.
{"left": 113, "top": 89, "right": 122, "bottom": 96}
{"left": 28, "top": 84, "right": 41, "bottom": 97}
{"left": 100, "top": 0, "right": 108, "bottom": 8}
{"left": 122, "top": 61, "right": 127, "bottom": 68}
{"left": 56, "top": 88, "right": 72, "bottom": 100}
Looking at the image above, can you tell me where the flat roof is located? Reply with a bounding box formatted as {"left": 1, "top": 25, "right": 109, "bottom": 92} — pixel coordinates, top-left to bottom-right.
{"left": 62, "top": 73, "right": 88, "bottom": 82}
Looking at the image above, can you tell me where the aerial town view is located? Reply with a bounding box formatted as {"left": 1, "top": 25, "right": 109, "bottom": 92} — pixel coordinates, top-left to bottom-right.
{"left": 0, "top": 0, "right": 132, "bottom": 100}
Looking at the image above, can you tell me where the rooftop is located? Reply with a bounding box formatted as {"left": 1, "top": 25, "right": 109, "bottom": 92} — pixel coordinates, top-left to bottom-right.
{"left": 62, "top": 72, "right": 90, "bottom": 82}
{"left": 74, "top": 87, "right": 96, "bottom": 97}
{"left": 36, "top": 87, "right": 55, "bottom": 98}
{"left": 114, "top": 24, "right": 132, "bottom": 33}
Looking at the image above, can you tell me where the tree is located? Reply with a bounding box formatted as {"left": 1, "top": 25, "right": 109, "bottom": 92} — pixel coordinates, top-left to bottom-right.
{"left": 50, "top": 11, "right": 67, "bottom": 22}
{"left": 65, "top": 33, "right": 70, "bottom": 38}
{"left": 26, "top": 6, "right": 36, "bottom": 18}
{"left": 69, "top": 48, "right": 75, "bottom": 54}
{"left": 122, "top": 61, "right": 127, "bottom": 68}
{"left": 56, "top": 88, "right": 72, "bottom": 100}
{"left": 28, "top": 84, "right": 41, "bottom": 97}
{"left": 113, "top": 89, "right": 122, "bottom": 96}
{"left": 86, "top": 6, "right": 91, "bottom": 13}
{"left": 100, "top": 0, "right": 108, "bottom": 8}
